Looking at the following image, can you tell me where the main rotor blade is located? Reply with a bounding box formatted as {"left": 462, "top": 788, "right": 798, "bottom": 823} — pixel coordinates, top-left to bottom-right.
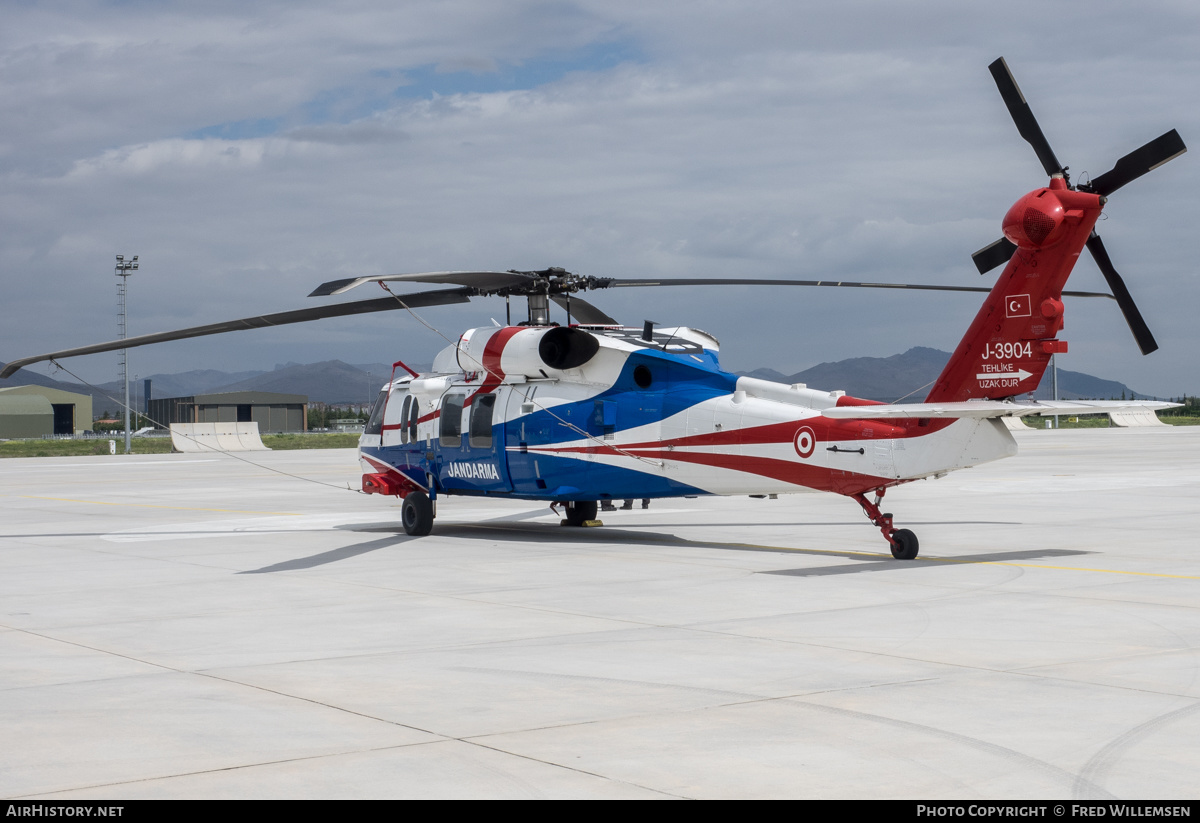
{"left": 0, "top": 287, "right": 473, "bottom": 379}
{"left": 549, "top": 294, "right": 619, "bottom": 326}
{"left": 602, "top": 277, "right": 1115, "bottom": 301}
{"left": 989, "top": 57, "right": 1064, "bottom": 177}
{"left": 972, "top": 237, "right": 1018, "bottom": 274}
{"left": 1087, "top": 129, "right": 1187, "bottom": 197}
{"left": 310, "top": 270, "right": 536, "bottom": 297}
{"left": 1084, "top": 233, "right": 1158, "bottom": 355}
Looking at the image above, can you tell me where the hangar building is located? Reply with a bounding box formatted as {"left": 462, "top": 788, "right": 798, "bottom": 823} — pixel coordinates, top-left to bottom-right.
{"left": 148, "top": 391, "right": 307, "bottom": 433}
{"left": 0, "top": 385, "right": 94, "bottom": 437}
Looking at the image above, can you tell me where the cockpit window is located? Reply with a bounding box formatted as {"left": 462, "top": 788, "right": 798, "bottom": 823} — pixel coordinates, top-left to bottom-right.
{"left": 365, "top": 390, "right": 388, "bottom": 435}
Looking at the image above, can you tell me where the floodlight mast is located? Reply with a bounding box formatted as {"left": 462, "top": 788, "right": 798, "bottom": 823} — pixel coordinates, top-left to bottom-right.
{"left": 115, "top": 254, "right": 138, "bottom": 454}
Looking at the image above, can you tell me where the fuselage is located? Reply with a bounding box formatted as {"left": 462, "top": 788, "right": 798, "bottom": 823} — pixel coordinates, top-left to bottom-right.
{"left": 357, "top": 324, "right": 1017, "bottom": 504}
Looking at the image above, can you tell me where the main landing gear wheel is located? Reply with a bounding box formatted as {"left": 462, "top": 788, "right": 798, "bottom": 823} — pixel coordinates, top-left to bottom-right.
{"left": 890, "top": 528, "right": 919, "bottom": 560}
{"left": 401, "top": 491, "right": 434, "bottom": 536}
{"left": 563, "top": 500, "right": 598, "bottom": 527}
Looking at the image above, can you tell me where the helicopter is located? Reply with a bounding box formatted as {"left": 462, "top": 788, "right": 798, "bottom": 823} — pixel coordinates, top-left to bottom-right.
{"left": 1, "top": 58, "right": 1185, "bottom": 559}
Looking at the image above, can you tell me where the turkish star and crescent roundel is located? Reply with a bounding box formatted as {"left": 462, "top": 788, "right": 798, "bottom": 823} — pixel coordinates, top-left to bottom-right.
{"left": 794, "top": 426, "right": 816, "bottom": 459}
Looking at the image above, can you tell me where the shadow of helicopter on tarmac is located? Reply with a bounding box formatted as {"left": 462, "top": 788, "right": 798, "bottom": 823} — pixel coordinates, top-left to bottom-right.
{"left": 238, "top": 509, "right": 1088, "bottom": 575}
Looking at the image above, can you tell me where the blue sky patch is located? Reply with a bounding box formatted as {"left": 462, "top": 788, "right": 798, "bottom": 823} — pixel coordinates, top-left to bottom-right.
{"left": 184, "top": 38, "right": 644, "bottom": 141}
{"left": 394, "top": 39, "right": 644, "bottom": 99}
{"left": 187, "top": 116, "right": 286, "bottom": 141}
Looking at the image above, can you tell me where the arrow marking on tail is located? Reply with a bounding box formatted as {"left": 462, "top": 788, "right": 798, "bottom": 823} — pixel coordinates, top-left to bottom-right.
{"left": 977, "top": 369, "right": 1033, "bottom": 381}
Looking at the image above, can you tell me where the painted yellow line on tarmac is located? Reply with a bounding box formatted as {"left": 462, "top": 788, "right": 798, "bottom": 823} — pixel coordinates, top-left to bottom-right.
{"left": 737, "top": 541, "right": 1200, "bottom": 580}
{"left": 917, "top": 555, "right": 1200, "bottom": 580}
{"left": 475, "top": 523, "right": 1200, "bottom": 581}
{"left": 741, "top": 541, "right": 1200, "bottom": 580}
{"left": 21, "top": 495, "right": 301, "bottom": 516}
{"left": 18, "top": 503, "right": 1197, "bottom": 579}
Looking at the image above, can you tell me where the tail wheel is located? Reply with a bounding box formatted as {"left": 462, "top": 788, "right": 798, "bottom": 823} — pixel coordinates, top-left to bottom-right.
{"left": 563, "top": 501, "right": 598, "bottom": 527}
{"left": 890, "top": 528, "right": 919, "bottom": 560}
{"left": 402, "top": 491, "right": 434, "bottom": 536}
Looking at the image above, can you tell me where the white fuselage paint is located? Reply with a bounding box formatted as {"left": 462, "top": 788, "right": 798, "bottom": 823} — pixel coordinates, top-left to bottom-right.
{"left": 360, "top": 326, "right": 1018, "bottom": 499}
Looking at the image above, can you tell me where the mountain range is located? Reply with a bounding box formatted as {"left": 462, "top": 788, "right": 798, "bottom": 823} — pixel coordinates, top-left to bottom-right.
{"left": 740, "top": 346, "right": 1141, "bottom": 403}
{"left": 2, "top": 348, "right": 1150, "bottom": 419}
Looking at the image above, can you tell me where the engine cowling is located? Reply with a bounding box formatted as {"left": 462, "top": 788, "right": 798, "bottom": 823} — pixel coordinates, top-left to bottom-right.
{"left": 537, "top": 326, "right": 600, "bottom": 370}
{"left": 452, "top": 326, "right": 601, "bottom": 378}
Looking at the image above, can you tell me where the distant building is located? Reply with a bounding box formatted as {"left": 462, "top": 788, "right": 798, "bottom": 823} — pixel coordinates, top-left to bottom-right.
{"left": 0, "top": 385, "right": 93, "bottom": 437}
{"left": 148, "top": 391, "right": 308, "bottom": 433}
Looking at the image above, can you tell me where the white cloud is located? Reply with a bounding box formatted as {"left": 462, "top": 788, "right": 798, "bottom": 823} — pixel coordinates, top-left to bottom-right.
{"left": 2, "top": 1, "right": 1198, "bottom": 397}
{"left": 68, "top": 139, "right": 270, "bottom": 176}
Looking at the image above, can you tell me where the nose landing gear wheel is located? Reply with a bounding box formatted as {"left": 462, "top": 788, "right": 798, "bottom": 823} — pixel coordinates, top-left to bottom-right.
{"left": 890, "top": 528, "right": 919, "bottom": 560}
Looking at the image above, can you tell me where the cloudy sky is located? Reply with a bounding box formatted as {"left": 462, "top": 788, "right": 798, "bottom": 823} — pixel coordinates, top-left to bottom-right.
{"left": 2, "top": 1, "right": 1197, "bottom": 398}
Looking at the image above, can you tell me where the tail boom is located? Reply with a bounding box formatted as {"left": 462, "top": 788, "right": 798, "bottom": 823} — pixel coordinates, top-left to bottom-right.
{"left": 927, "top": 178, "right": 1103, "bottom": 403}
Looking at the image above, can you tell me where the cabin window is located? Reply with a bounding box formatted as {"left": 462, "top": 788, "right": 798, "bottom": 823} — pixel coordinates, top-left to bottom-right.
{"left": 470, "top": 394, "right": 496, "bottom": 448}
{"left": 440, "top": 394, "right": 465, "bottom": 447}
{"left": 634, "top": 364, "right": 653, "bottom": 389}
{"left": 400, "top": 396, "right": 412, "bottom": 443}
{"left": 365, "top": 390, "right": 388, "bottom": 435}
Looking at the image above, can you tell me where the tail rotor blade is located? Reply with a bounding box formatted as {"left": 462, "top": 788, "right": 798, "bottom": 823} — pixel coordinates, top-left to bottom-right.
{"left": 1086, "top": 129, "right": 1187, "bottom": 197}
{"left": 1085, "top": 232, "right": 1158, "bottom": 355}
{"left": 989, "top": 57, "right": 1065, "bottom": 177}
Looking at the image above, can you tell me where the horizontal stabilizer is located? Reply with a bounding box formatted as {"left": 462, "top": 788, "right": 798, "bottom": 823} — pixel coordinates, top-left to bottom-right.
{"left": 822, "top": 399, "right": 1179, "bottom": 420}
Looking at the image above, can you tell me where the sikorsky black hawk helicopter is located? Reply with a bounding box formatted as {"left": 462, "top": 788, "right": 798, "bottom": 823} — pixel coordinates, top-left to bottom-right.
{"left": 2, "top": 59, "right": 1184, "bottom": 558}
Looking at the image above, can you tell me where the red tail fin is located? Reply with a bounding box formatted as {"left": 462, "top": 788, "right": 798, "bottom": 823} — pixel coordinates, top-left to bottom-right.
{"left": 926, "top": 179, "right": 1104, "bottom": 403}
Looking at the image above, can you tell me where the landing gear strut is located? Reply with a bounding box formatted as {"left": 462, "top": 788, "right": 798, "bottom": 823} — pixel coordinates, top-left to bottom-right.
{"left": 852, "top": 488, "right": 919, "bottom": 560}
